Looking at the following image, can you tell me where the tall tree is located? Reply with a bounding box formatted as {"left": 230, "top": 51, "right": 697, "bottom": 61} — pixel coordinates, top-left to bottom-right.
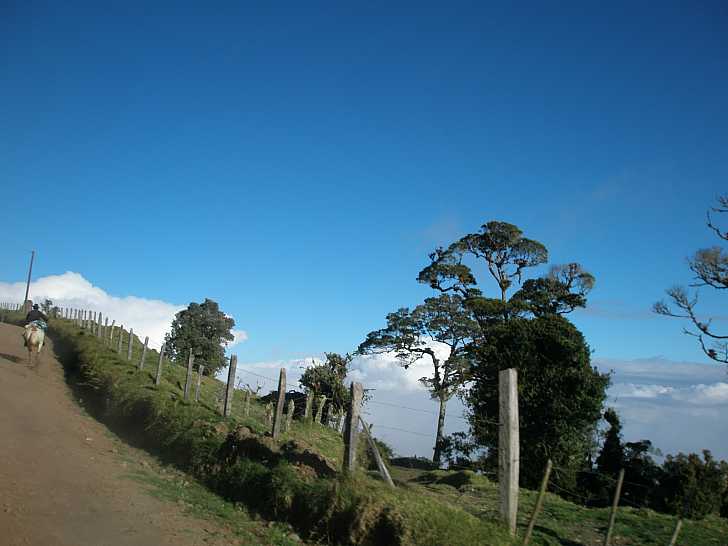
{"left": 654, "top": 195, "right": 728, "bottom": 364}
{"left": 595, "top": 408, "right": 624, "bottom": 477}
{"left": 467, "top": 314, "right": 610, "bottom": 489}
{"left": 416, "top": 221, "right": 602, "bottom": 486}
{"left": 164, "top": 298, "right": 235, "bottom": 376}
{"left": 357, "top": 293, "right": 481, "bottom": 464}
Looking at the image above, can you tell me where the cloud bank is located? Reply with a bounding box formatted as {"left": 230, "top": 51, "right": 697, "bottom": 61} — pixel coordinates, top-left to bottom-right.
{"left": 228, "top": 352, "right": 728, "bottom": 460}
{"left": 0, "top": 272, "right": 248, "bottom": 350}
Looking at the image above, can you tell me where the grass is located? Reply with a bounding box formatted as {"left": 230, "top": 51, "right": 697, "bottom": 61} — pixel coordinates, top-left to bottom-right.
{"left": 5, "top": 309, "right": 727, "bottom": 545}
{"left": 42, "top": 316, "right": 517, "bottom": 546}
{"left": 389, "top": 467, "right": 728, "bottom": 545}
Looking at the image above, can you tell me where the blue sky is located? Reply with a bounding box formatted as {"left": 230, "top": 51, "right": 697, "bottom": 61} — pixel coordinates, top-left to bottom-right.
{"left": 2, "top": 2, "right": 727, "bottom": 458}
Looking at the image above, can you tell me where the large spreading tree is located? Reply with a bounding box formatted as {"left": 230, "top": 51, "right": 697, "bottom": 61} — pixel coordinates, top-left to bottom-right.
{"left": 417, "top": 221, "right": 608, "bottom": 485}
{"left": 357, "top": 293, "right": 481, "bottom": 464}
{"left": 165, "top": 298, "right": 235, "bottom": 376}
{"left": 654, "top": 194, "right": 728, "bottom": 365}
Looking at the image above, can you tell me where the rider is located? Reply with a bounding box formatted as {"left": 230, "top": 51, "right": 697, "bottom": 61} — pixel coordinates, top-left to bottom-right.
{"left": 23, "top": 303, "right": 49, "bottom": 348}
{"left": 25, "top": 303, "right": 49, "bottom": 325}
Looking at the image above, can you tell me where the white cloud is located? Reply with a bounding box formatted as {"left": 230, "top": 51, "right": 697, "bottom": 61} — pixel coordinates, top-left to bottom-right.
{"left": 0, "top": 272, "right": 248, "bottom": 351}
{"left": 611, "top": 383, "right": 675, "bottom": 399}
{"left": 596, "top": 357, "right": 728, "bottom": 459}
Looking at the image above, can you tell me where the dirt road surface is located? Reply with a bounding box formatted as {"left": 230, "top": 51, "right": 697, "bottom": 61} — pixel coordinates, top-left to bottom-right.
{"left": 0, "top": 322, "right": 245, "bottom": 546}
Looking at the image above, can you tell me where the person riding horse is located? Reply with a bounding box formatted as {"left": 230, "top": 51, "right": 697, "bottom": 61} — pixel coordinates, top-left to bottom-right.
{"left": 24, "top": 303, "right": 48, "bottom": 348}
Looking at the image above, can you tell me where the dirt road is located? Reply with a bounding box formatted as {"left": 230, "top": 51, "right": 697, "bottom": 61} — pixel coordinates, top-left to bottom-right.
{"left": 0, "top": 322, "right": 246, "bottom": 546}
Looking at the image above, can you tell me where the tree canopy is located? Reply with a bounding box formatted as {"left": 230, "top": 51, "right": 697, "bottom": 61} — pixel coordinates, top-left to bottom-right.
{"left": 164, "top": 298, "right": 235, "bottom": 376}
{"left": 467, "top": 314, "right": 610, "bottom": 490}
{"left": 357, "top": 293, "right": 480, "bottom": 464}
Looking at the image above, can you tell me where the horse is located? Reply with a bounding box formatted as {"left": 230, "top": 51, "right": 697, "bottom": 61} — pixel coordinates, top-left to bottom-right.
{"left": 23, "top": 322, "right": 45, "bottom": 366}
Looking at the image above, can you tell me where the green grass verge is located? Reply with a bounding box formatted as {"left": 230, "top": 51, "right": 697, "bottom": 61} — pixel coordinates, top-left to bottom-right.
{"left": 393, "top": 468, "right": 728, "bottom": 545}
{"left": 46, "top": 318, "right": 516, "bottom": 546}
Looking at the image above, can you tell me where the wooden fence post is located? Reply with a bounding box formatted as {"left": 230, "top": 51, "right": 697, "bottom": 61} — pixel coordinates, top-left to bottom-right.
{"left": 343, "top": 382, "right": 363, "bottom": 473}
{"left": 304, "top": 394, "right": 313, "bottom": 421}
{"left": 265, "top": 402, "right": 273, "bottom": 425}
{"left": 183, "top": 351, "right": 195, "bottom": 400}
{"left": 116, "top": 326, "right": 124, "bottom": 353}
{"left": 223, "top": 355, "right": 237, "bottom": 417}
{"left": 103, "top": 317, "right": 108, "bottom": 341}
{"left": 195, "top": 365, "right": 204, "bottom": 402}
{"left": 668, "top": 518, "right": 683, "bottom": 546}
{"left": 359, "top": 416, "right": 395, "bottom": 488}
{"left": 603, "top": 468, "right": 625, "bottom": 546}
{"left": 108, "top": 320, "right": 115, "bottom": 344}
{"left": 285, "top": 399, "right": 295, "bottom": 432}
{"left": 315, "top": 395, "right": 327, "bottom": 424}
{"left": 138, "top": 336, "right": 148, "bottom": 369}
{"left": 272, "top": 368, "right": 286, "bottom": 439}
{"left": 155, "top": 343, "right": 166, "bottom": 386}
{"left": 499, "top": 368, "right": 519, "bottom": 536}
{"left": 523, "top": 459, "right": 553, "bottom": 545}
{"left": 126, "top": 328, "right": 134, "bottom": 360}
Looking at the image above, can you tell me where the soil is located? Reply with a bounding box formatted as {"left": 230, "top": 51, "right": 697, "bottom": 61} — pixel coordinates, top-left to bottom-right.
{"left": 0, "top": 322, "right": 249, "bottom": 546}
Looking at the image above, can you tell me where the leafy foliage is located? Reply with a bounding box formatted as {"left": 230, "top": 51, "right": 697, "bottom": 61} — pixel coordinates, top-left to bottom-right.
{"left": 164, "top": 298, "right": 235, "bottom": 376}
{"left": 595, "top": 408, "right": 624, "bottom": 477}
{"left": 358, "top": 294, "right": 481, "bottom": 464}
{"left": 467, "top": 315, "right": 610, "bottom": 490}
{"left": 40, "top": 298, "right": 60, "bottom": 318}
{"left": 299, "top": 352, "right": 355, "bottom": 415}
{"left": 659, "top": 450, "right": 728, "bottom": 519}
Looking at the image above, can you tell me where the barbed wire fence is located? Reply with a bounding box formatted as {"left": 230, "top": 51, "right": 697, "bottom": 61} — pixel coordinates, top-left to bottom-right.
{"left": 1, "top": 301, "right": 688, "bottom": 544}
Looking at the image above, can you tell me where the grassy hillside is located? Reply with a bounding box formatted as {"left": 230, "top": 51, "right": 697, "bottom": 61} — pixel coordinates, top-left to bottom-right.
{"left": 6, "top": 309, "right": 725, "bottom": 545}
{"left": 390, "top": 468, "right": 728, "bottom": 545}
{"left": 43, "top": 316, "right": 516, "bottom": 546}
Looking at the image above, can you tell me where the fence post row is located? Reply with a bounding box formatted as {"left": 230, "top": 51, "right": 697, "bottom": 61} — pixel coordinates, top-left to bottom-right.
{"left": 223, "top": 354, "right": 237, "bottom": 417}
{"left": 183, "top": 351, "right": 195, "bottom": 400}
{"left": 304, "top": 394, "right": 313, "bottom": 421}
{"left": 315, "top": 394, "right": 326, "bottom": 424}
{"left": 155, "top": 343, "right": 166, "bottom": 386}
{"left": 285, "top": 399, "right": 295, "bottom": 431}
{"left": 139, "top": 336, "right": 148, "bottom": 369}
{"left": 127, "top": 328, "right": 134, "bottom": 360}
{"left": 499, "top": 368, "right": 519, "bottom": 536}
{"left": 343, "top": 382, "right": 363, "bottom": 473}
{"left": 522, "top": 459, "right": 553, "bottom": 546}
{"left": 668, "top": 518, "right": 683, "bottom": 546}
{"left": 359, "top": 416, "right": 395, "bottom": 488}
{"left": 603, "top": 468, "right": 625, "bottom": 546}
{"left": 195, "top": 365, "right": 205, "bottom": 402}
{"left": 272, "top": 368, "right": 286, "bottom": 439}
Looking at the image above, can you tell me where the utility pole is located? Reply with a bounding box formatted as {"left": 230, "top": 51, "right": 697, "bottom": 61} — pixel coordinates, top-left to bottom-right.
{"left": 23, "top": 250, "right": 35, "bottom": 307}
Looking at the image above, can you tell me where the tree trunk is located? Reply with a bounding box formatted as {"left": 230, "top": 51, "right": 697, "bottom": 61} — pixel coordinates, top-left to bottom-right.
{"left": 432, "top": 394, "right": 448, "bottom": 465}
